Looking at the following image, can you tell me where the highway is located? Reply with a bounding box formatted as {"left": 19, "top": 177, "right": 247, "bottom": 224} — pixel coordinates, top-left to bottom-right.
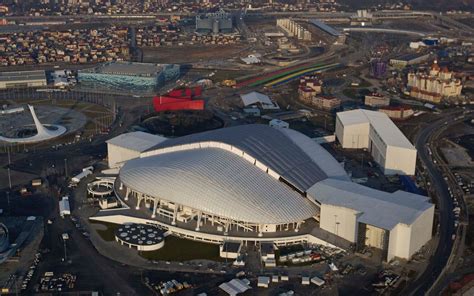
{"left": 342, "top": 27, "right": 427, "bottom": 37}
{"left": 407, "top": 109, "right": 472, "bottom": 295}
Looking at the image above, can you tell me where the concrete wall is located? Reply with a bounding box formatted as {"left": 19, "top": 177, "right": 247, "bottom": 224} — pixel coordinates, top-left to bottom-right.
{"left": 387, "top": 225, "right": 399, "bottom": 261}
{"left": 388, "top": 223, "right": 411, "bottom": 260}
{"left": 408, "top": 204, "right": 434, "bottom": 257}
{"left": 115, "top": 236, "right": 165, "bottom": 251}
{"left": 335, "top": 119, "right": 370, "bottom": 149}
{"left": 319, "top": 204, "right": 358, "bottom": 243}
{"left": 108, "top": 144, "right": 140, "bottom": 168}
{"left": 383, "top": 146, "right": 417, "bottom": 176}
{"left": 0, "top": 79, "right": 47, "bottom": 89}
{"left": 387, "top": 204, "right": 434, "bottom": 260}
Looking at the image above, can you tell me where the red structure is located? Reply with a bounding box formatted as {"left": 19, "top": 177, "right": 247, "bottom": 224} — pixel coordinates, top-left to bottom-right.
{"left": 167, "top": 86, "right": 202, "bottom": 98}
{"left": 153, "top": 100, "right": 204, "bottom": 111}
{"left": 153, "top": 86, "right": 205, "bottom": 112}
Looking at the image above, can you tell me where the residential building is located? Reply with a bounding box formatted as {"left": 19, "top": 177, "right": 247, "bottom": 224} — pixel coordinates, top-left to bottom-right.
{"left": 407, "top": 61, "right": 463, "bottom": 103}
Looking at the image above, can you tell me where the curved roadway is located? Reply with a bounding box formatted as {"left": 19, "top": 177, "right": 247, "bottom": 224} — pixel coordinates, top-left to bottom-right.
{"left": 408, "top": 109, "right": 472, "bottom": 295}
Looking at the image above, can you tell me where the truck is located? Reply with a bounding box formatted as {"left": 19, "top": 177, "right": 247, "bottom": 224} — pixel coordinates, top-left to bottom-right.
{"left": 59, "top": 196, "right": 71, "bottom": 217}
{"left": 71, "top": 169, "right": 92, "bottom": 183}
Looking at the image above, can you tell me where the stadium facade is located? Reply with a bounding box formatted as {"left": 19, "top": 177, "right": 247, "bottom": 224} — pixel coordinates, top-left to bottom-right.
{"left": 78, "top": 62, "right": 180, "bottom": 94}
{"left": 95, "top": 125, "right": 434, "bottom": 261}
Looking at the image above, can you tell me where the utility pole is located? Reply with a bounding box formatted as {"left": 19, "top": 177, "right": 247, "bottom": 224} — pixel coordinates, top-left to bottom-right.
{"left": 6, "top": 191, "right": 10, "bottom": 213}
{"left": 7, "top": 145, "right": 12, "bottom": 189}
{"left": 64, "top": 158, "right": 68, "bottom": 178}
{"left": 63, "top": 239, "right": 67, "bottom": 262}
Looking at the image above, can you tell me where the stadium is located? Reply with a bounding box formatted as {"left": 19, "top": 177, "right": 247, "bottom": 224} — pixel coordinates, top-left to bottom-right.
{"left": 94, "top": 125, "right": 434, "bottom": 261}
{"left": 78, "top": 62, "right": 181, "bottom": 94}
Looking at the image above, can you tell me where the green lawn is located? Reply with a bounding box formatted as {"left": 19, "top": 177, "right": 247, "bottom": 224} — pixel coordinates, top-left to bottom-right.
{"left": 91, "top": 221, "right": 120, "bottom": 242}
{"left": 343, "top": 88, "right": 359, "bottom": 100}
{"left": 92, "top": 222, "right": 222, "bottom": 262}
{"left": 343, "top": 88, "right": 371, "bottom": 101}
{"left": 139, "top": 235, "right": 222, "bottom": 262}
{"left": 358, "top": 78, "right": 372, "bottom": 88}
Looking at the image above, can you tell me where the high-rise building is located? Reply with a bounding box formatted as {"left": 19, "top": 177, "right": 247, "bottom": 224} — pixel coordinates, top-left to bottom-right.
{"left": 195, "top": 9, "right": 233, "bottom": 34}
{"left": 370, "top": 58, "right": 387, "bottom": 79}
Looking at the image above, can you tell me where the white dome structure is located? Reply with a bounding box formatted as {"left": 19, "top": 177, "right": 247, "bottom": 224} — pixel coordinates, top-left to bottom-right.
{"left": 116, "top": 124, "right": 349, "bottom": 237}
{"left": 120, "top": 148, "right": 317, "bottom": 225}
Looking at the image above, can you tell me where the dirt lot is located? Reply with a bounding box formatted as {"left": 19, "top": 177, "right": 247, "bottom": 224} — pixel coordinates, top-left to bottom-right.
{"left": 142, "top": 44, "right": 249, "bottom": 64}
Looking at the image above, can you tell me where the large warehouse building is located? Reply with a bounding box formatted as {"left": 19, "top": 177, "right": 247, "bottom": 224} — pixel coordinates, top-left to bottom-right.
{"left": 106, "top": 131, "right": 166, "bottom": 168}
{"left": 0, "top": 70, "right": 47, "bottom": 89}
{"left": 335, "top": 109, "right": 417, "bottom": 175}
{"left": 96, "top": 124, "right": 433, "bottom": 261}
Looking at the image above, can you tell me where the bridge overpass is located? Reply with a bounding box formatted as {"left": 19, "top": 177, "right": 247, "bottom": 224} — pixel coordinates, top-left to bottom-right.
{"left": 342, "top": 27, "right": 427, "bottom": 37}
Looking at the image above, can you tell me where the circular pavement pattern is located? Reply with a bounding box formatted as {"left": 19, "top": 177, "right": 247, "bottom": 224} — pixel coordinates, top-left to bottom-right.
{"left": 114, "top": 223, "right": 165, "bottom": 251}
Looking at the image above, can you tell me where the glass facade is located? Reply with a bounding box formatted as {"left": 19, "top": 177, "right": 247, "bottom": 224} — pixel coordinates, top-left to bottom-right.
{"left": 78, "top": 64, "right": 180, "bottom": 95}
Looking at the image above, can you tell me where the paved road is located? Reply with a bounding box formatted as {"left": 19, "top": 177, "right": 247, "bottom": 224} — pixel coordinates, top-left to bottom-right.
{"left": 407, "top": 109, "right": 471, "bottom": 295}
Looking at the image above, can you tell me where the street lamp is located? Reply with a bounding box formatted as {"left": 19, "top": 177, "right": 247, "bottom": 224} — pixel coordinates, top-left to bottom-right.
{"left": 334, "top": 215, "right": 339, "bottom": 236}
{"left": 7, "top": 145, "right": 12, "bottom": 189}
{"left": 63, "top": 239, "right": 67, "bottom": 262}
{"left": 6, "top": 192, "right": 10, "bottom": 213}
{"left": 64, "top": 158, "right": 68, "bottom": 178}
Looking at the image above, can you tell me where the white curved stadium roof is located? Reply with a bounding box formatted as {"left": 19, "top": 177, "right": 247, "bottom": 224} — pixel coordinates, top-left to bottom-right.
{"left": 143, "top": 124, "right": 347, "bottom": 191}
{"left": 120, "top": 148, "right": 317, "bottom": 224}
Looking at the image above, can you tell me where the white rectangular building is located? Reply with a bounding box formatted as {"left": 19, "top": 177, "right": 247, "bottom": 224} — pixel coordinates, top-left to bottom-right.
{"left": 335, "top": 109, "right": 417, "bottom": 175}
{"left": 308, "top": 178, "right": 434, "bottom": 261}
{"left": 0, "top": 70, "right": 47, "bottom": 89}
{"left": 106, "top": 132, "right": 166, "bottom": 168}
{"left": 257, "top": 276, "right": 271, "bottom": 288}
{"left": 71, "top": 169, "right": 92, "bottom": 183}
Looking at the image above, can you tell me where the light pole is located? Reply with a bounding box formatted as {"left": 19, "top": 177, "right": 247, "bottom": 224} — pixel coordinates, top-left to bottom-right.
{"left": 63, "top": 239, "right": 67, "bottom": 262}
{"left": 64, "top": 158, "right": 68, "bottom": 178}
{"left": 7, "top": 145, "right": 12, "bottom": 189}
{"left": 6, "top": 191, "right": 10, "bottom": 213}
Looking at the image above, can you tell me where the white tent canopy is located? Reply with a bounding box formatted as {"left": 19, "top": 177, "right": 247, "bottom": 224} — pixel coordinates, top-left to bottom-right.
{"left": 240, "top": 92, "right": 278, "bottom": 109}
{"left": 219, "top": 279, "right": 251, "bottom": 296}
